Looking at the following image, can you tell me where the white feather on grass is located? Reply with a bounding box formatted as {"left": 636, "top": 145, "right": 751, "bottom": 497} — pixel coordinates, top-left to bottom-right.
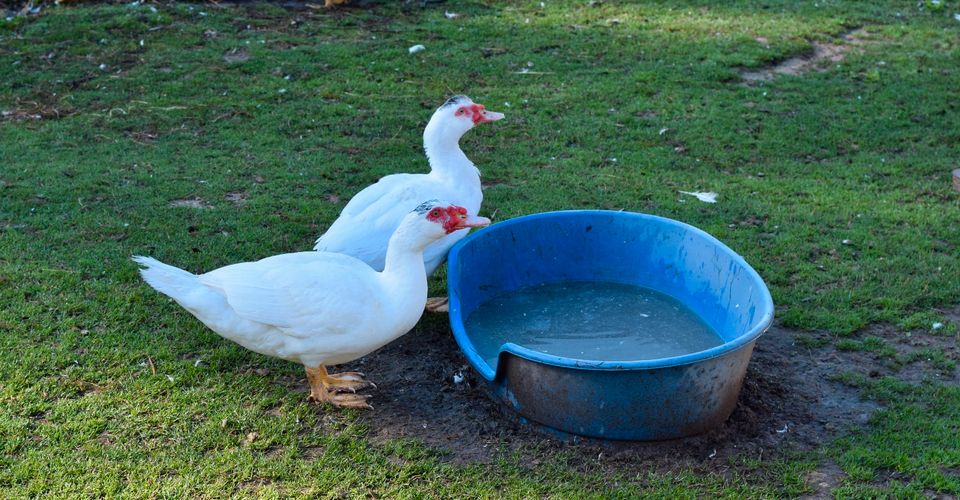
{"left": 678, "top": 191, "right": 718, "bottom": 203}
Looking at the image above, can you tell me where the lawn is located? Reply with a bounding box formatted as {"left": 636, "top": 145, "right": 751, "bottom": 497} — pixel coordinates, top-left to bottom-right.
{"left": 1, "top": 0, "right": 958, "bottom": 497}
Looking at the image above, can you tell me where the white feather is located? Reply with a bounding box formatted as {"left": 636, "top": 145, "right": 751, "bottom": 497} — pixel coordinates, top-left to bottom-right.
{"left": 678, "top": 191, "right": 719, "bottom": 204}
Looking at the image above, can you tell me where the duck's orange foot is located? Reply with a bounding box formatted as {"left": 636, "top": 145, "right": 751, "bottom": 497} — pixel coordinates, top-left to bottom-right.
{"left": 305, "top": 365, "right": 375, "bottom": 409}
{"left": 424, "top": 296, "right": 449, "bottom": 313}
{"left": 326, "top": 371, "right": 377, "bottom": 393}
{"left": 308, "top": 390, "right": 373, "bottom": 409}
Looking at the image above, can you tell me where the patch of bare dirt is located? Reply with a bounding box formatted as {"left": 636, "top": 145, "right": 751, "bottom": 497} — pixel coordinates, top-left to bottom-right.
{"left": 943, "top": 304, "right": 960, "bottom": 328}
{"left": 741, "top": 28, "right": 871, "bottom": 83}
{"left": 97, "top": 430, "right": 115, "bottom": 447}
{"left": 274, "top": 320, "right": 951, "bottom": 471}
{"left": 801, "top": 460, "right": 845, "bottom": 499}
{"left": 1, "top": 97, "right": 76, "bottom": 122}
{"left": 126, "top": 129, "right": 158, "bottom": 145}
{"left": 225, "top": 191, "right": 248, "bottom": 207}
{"left": 480, "top": 178, "right": 510, "bottom": 190}
{"left": 223, "top": 47, "right": 251, "bottom": 64}
{"left": 279, "top": 309, "right": 957, "bottom": 472}
{"left": 848, "top": 320, "right": 959, "bottom": 385}
{"left": 169, "top": 197, "right": 212, "bottom": 209}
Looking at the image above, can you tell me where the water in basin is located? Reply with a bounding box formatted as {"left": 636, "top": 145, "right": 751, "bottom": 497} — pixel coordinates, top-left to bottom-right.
{"left": 463, "top": 281, "right": 723, "bottom": 370}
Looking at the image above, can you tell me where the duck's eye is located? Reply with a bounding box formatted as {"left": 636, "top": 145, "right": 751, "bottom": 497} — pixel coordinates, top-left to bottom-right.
{"left": 430, "top": 209, "right": 441, "bottom": 217}
{"left": 455, "top": 108, "right": 466, "bottom": 116}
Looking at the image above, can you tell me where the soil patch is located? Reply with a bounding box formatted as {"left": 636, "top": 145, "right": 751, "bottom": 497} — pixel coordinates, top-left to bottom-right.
{"left": 169, "top": 197, "right": 212, "bottom": 209}
{"left": 225, "top": 191, "right": 249, "bottom": 206}
{"left": 801, "top": 460, "right": 845, "bottom": 499}
{"left": 860, "top": 322, "right": 960, "bottom": 385}
{"left": 316, "top": 311, "right": 958, "bottom": 470}
{"left": 223, "top": 48, "right": 251, "bottom": 64}
{"left": 289, "top": 319, "right": 953, "bottom": 471}
{"left": 741, "top": 28, "right": 870, "bottom": 83}
{"left": 260, "top": 303, "right": 957, "bottom": 474}
{"left": 944, "top": 304, "right": 960, "bottom": 327}
{"left": 1, "top": 96, "right": 76, "bottom": 122}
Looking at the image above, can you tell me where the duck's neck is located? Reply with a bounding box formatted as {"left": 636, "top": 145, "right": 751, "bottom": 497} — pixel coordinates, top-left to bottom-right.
{"left": 380, "top": 227, "right": 430, "bottom": 311}
{"left": 424, "top": 131, "right": 480, "bottom": 181}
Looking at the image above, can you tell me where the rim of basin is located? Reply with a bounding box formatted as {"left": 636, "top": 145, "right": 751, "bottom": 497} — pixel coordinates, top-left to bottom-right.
{"left": 447, "top": 210, "right": 775, "bottom": 382}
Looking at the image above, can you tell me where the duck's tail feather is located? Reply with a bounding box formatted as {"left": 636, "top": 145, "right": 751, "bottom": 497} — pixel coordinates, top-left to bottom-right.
{"left": 132, "top": 256, "right": 201, "bottom": 305}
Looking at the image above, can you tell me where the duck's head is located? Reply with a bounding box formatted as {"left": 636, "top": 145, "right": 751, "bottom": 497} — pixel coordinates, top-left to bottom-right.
{"left": 396, "top": 200, "right": 491, "bottom": 249}
{"left": 423, "top": 95, "right": 505, "bottom": 145}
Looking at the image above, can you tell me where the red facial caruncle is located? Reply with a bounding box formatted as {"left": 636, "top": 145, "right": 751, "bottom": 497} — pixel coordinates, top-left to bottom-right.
{"left": 427, "top": 205, "right": 469, "bottom": 233}
{"left": 454, "top": 104, "right": 491, "bottom": 125}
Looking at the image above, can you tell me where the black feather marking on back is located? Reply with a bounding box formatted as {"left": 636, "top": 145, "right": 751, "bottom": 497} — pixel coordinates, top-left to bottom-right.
{"left": 440, "top": 95, "right": 469, "bottom": 109}
{"left": 412, "top": 199, "right": 442, "bottom": 214}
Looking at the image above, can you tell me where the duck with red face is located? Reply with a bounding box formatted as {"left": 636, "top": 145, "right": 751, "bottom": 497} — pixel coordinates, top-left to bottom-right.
{"left": 134, "top": 200, "right": 490, "bottom": 409}
{"left": 314, "top": 95, "right": 504, "bottom": 312}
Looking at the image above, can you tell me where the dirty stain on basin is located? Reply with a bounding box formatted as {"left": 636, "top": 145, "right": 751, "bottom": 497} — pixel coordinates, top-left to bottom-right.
{"left": 447, "top": 210, "right": 775, "bottom": 441}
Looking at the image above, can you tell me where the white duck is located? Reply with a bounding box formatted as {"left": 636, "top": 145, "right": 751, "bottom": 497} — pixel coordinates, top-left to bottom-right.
{"left": 314, "top": 96, "right": 503, "bottom": 308}
{"left": 134, "top": 201, "right": 490, "bottom": 408}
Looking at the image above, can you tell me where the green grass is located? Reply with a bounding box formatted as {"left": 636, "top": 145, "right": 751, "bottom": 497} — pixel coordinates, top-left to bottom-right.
{"left": 1, "top": 0, "right": 959, "bottom": 496}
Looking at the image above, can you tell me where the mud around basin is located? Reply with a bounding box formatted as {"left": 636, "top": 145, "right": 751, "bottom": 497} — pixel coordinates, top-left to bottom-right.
{"left": 291, "top": 314, "right": 956, "bottom": 471}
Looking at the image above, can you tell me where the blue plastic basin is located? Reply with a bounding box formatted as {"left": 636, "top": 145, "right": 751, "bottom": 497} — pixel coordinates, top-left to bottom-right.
{"left": 447, "top": 210, "right": 774, "bottom": 440}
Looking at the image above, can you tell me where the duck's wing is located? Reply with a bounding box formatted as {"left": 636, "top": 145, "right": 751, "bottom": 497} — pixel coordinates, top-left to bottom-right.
{"left": 314, "top": 173, "right": 445, "bottom": 269}
{"left": 199, "top": 252, "right": 384, "bottom": 339}
{"left": 337, "top": 173, "right": 422, "bottom": 218}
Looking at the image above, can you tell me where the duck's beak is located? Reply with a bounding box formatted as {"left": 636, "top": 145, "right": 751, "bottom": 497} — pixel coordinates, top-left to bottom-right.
{"left": 477, "top": 109, "right": 505, "bottom": 123}
{"left": 470, "top": 104, "right": 505, "bottom": 124}
{"left": 456, "top": 215, "right": 491, "bottom": 229}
